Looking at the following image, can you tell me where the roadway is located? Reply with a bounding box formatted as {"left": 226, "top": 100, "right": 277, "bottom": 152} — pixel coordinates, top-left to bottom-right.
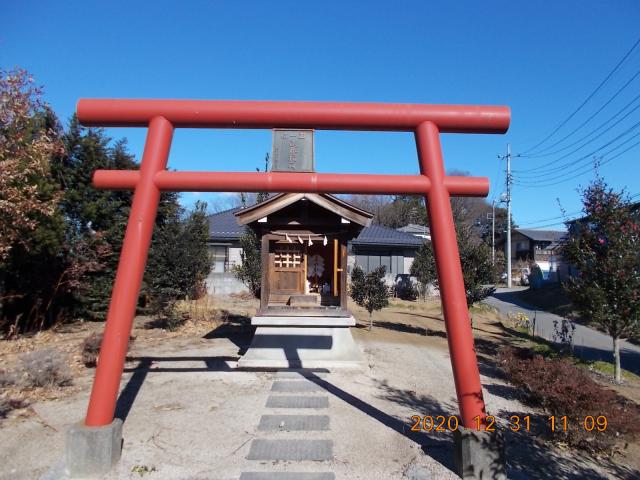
{"left": 484, "top": 287, "right": 640, "bottom": 375}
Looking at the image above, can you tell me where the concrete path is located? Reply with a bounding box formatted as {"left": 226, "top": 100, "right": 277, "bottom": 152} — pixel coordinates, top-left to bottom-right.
{"left": 242, "top": 371, "right": 335, "bottom": 479}
{"left": 485, "top": 287, "right": 640, "bottom": 375}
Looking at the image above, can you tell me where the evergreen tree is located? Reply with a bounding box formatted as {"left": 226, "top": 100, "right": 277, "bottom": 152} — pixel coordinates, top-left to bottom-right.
{"left": 410, "top": 241, "right": 437, "bottom": 300}
{"left": 562, "top": 176, "right": 640, "bottom": 383}
{"left": 145, "top": 201, "right": 212, "bottom": 322}
{"left": 234, "top": 228, "right": 262, "bottom": 297}
{"left": 52, "top": 117, "right": 138, "bottom": 319}
{"left": 350, "top": 265, "right": 389, "bottom": 330}
{"left": 409, "top": 220, "right": 495, "bottom": 307}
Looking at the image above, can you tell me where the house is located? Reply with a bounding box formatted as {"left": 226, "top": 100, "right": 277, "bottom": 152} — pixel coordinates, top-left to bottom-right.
{"left": 397, "top": 223, "right": 431, "bottom": 240}
{"left": 206, "top": 206, "right": 246, "bottom": 294}
{"left": 349, "top": 224, "right": 424, "bottom": 283}
{"left": 206, "top": 199, "right": 426, "bottom": 295}
{"left": 511, "top": 228, "right": 567, "bottom": 283}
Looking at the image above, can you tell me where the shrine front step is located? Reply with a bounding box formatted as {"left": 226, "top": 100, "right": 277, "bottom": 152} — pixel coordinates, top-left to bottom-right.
{"left": 288, "top": 294, "right": 319, "bottom": 307}
{"left": 237, "top": 316, "right": 364, "bottom": 369}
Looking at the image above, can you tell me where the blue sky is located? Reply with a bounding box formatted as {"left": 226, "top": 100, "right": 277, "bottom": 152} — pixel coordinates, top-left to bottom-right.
{"left": 2, "top": 1, "right": 640, "bottom": 229}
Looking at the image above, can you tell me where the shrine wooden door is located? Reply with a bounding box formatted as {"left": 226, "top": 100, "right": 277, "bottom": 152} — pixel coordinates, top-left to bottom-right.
{"left": 270, "top": 244, "right": 305, "bottom": 296}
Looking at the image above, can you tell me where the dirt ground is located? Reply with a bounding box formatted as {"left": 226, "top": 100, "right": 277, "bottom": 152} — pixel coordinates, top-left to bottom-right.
{"left": 1, "top": 295, "right": 639, "bottom": 479}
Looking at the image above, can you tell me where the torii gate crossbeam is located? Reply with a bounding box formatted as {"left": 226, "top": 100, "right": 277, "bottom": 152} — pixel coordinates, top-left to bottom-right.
{"left": 77, "top": 99, "right": 510, "bottom": 431}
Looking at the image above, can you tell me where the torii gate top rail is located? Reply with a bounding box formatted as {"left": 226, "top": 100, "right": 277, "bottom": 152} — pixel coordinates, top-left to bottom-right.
{"left": 78, "top": 99, "right": 509, "bottom": 132}
{"left": 78, "top": 99, "right": 510, "bottom": 432}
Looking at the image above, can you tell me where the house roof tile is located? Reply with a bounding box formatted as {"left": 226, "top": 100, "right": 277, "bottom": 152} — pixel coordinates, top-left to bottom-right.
{"left": 207, "top": 207, "right": 245, "bottom": 240}
{"left": 515, "top": 228, "right": 567, "bottom": 242}
{"left": 352, "top": 224, "right": 425, "bottom": 247}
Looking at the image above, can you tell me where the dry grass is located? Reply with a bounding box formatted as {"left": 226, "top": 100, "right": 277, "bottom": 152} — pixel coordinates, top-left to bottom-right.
{"left": 0, "top": 348, "right": 76, "bottom": 422}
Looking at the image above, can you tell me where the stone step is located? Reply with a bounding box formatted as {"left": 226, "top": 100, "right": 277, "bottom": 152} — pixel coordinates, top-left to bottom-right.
{"left": 247, "top": 439, "right": 333, "bottom": 461}
{"left": 240, "top": 473, "right": 335, "bottom": 480}
{"left": 258, "top": 415, "right": 330, "bottom": 432}
{"left": 275, "top": 371, "right": 329, "bottom": 379}
{"left": 272, "top": 380, "right": 324, "bottom": 393}
{"left": 265, "top": 395, "right": 329, "bottom": 409}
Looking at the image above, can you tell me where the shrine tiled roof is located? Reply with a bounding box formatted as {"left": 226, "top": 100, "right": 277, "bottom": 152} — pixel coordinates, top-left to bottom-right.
{"left": 208, "top": 204, "right": 425, "bottom": 248}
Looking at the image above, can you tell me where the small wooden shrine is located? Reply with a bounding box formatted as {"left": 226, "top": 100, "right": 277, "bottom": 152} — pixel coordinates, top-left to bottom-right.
{"left": 235, "top": 192, "right": 373, "bottom": 316}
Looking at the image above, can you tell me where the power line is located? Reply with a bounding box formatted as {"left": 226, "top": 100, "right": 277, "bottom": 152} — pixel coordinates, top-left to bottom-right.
{"left": 518, "top": 210, "right": 583, "bottom": 226}
{"left": 514, "top": 120, "right": 640, "bottom": 182}
{"left": 515, "top": 128, "right": 640, "bottom": 185}
{"left": 514, "top": 136, "right": 640, "bottom": 188}
{"left": 517, "top": 220, "right": 567, "bottom": 229}
{"left": 522, "top": 67, "right": 640, "bottom": 158}
{"left": 516, "top": 89, "right": 640, "bottom": 169}
{"left": 515, "top": 102, "right": 640, "bottom": 177}
{"left": 522, "top": 34, "right": 640, "bottom": 155}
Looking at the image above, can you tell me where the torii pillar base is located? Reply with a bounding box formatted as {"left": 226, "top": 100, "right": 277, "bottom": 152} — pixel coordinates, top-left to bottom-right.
{"left": 64, "top": 419, "right": 123, "bottom": 478}
{"left": 453, "top": 427, "right": 506, "bottom": 479}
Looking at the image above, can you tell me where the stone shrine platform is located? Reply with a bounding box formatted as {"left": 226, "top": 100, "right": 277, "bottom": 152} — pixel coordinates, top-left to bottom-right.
{"left": 238, "top": 315, "right": 365, "bottom": 369}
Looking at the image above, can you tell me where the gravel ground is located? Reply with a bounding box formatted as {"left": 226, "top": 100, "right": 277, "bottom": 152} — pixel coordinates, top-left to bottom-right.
{"left": 1, "top": 301, "right": 638, "bottom": 479}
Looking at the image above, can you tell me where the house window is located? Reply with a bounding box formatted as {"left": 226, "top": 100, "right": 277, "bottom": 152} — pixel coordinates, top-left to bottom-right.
{"left": 274, "top": 245, "right": 303, "bottom": 268}
{"left": 354, "top": 249, "right": 400, "bottom": 275}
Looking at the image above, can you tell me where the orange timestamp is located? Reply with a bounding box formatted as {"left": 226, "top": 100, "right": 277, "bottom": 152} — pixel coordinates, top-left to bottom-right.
{"left": 410, "top": 414, "right": 608, "bottom": 433}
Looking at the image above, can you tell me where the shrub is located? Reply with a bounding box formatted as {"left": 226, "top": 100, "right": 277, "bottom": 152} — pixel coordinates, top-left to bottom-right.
{"left": 497, "top": 346, "right": 640, "bottom": 453}
{"left": 0, "top": 397, "right": 27, "bottom": 419}
{"left": 0, "top": 368, "right": 17, "bottom": 387}
{"left": 81, "top": 333, "right": 102, "bottom": 367}
{"left": 350, "top": 265, "right": 389, "bottom": 330}
{"left": 81, "top": 333, "right": 136, "bottom": 368}
{"left": 234, "top": 228, "right": 262, "bottom": 297}
{"left": 159, "top": 305, "right": 188, "bottom": 331}
{"left": 394, "top": 275, "right": 419, "bottom": 301}
{"left": 16, "top": 349, "right": 72, "bottom": 388}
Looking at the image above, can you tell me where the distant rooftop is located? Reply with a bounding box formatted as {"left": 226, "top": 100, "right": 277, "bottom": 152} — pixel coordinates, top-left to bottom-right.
{"left": 207, "top": 207, "right": 244, "bottom": 241}
{"left": 514, "top": 228, "right": 567, "bottom": 242}
{"left": 351, "top": 224, "right": 425, "bottom": 247}
{"left": 397, "top": 223, "right": 430, "bottom": 235}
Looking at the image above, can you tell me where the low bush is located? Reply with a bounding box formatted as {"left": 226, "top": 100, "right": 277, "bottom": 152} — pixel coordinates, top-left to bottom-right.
{"left": 81, "top": 333, "right": 102, "bottom": 367}
{"left": 0, "top": 397, "right": 27, "bottom": 419}
{"left": 81, "top": 333, "right": 136, "bottom": 368}
{"left": 497, "top": 346, "right": 640, "bottom": 454}
{"left": 15, "top": 349, "right": 72, "bottom": 388}
{"left": 394, "top": 276, "right": 419, "bottom": 301}
{"left": 0, "top": 368, "right": 17, "bottom": 387}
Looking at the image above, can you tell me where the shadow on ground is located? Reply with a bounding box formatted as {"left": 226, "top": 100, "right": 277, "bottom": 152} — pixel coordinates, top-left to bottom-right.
{"left": 203, "top": 311, "right": 254, "bottom": 355}
{"left": 391, "top": 310, "right": 445, "bottom": 323}
{"left": 491, "top": 290, "right": 538, "bottom": 311}
{"left": 377, "top": 382, "right": 640, "bottom": 480}
{"left": 356, "top": 319, "right": 446, "bottom": 338}
{"left": 302, "top": 372, "right": 459, "bottom": 474}
{"left": 116, "top": 355, "right": 238, "bottom": 421}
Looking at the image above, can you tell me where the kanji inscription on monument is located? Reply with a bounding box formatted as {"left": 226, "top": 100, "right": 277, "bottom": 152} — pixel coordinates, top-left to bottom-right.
{"left": 272, "top": 129, "right": 314, "bottom": 172}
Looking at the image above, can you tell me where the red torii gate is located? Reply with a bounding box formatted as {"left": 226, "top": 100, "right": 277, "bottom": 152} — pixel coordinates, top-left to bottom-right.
{"left": 78, "top": 99, "right": 510, "bottom": 431}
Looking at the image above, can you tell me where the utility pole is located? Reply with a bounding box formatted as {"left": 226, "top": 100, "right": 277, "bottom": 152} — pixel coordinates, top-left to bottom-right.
{"left": 497, "top": 144, "right": 515, "bottom": 288}
{"left": 505, "top": 144, "right": 513, "bottom": 288}
{"left": 491, "top": 199, "right": 496, "bottom": 265}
